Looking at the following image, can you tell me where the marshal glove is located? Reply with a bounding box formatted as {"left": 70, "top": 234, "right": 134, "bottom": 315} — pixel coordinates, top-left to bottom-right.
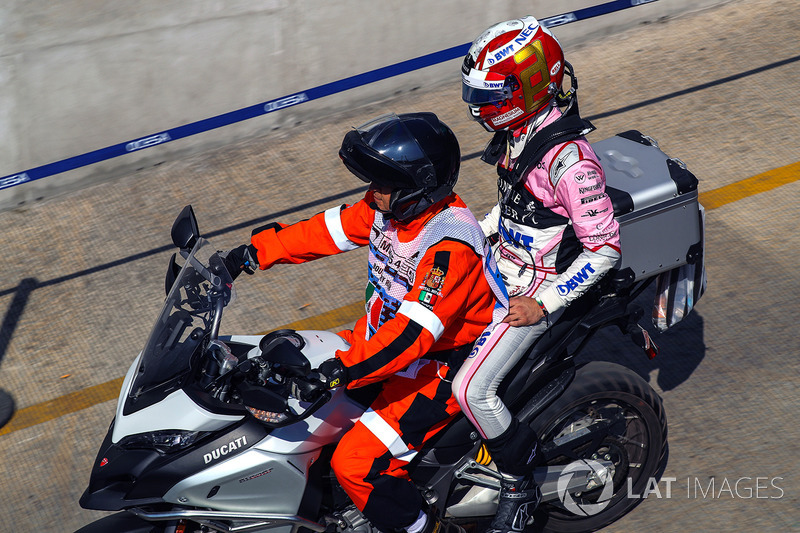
{"left": 222, "top": 244, "right": 258, "bottom": 280}
{"left": 317, "top": 358, "right": 347, "bottom": 389}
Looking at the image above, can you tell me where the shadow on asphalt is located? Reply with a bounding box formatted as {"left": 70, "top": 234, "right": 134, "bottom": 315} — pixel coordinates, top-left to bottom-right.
{"left": 578, "top": 281, "right": 706, "bottom": 393}
{"left": 0, "top": 278, "right": 35, "bottom": 428}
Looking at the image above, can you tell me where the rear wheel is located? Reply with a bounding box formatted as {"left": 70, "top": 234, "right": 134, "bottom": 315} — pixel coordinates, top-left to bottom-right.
{"left": 529, "top": 361, "right": 667, "bottom": 533}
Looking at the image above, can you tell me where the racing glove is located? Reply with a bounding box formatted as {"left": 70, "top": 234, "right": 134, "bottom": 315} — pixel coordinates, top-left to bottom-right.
{"left": 317, "top": 358, "right": 347, "bottom": 389}
{"left": 222, "top": 244, "right": 258, "bottom": 280}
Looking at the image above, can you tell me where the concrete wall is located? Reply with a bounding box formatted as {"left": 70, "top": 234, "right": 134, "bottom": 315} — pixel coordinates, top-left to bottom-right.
{"left": 0, "top": 0, "right": 731, "bottom": 211}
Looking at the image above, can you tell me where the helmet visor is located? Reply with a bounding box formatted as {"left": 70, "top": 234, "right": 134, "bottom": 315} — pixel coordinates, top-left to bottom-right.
{"left": 347, "top": 113, "right": 437, "bottom": 189}
{"left": 461, "top": 69, "right": 513, "bottom": 105}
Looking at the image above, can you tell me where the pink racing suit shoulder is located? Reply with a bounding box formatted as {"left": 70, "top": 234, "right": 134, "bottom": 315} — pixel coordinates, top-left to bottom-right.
{"left": 546, "top": 141, "right": 620, "bottom": 252}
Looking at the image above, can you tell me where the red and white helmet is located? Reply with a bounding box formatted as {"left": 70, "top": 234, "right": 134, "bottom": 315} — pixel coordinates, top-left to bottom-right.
{"left": 462, "top": 16, "right": 565, "bottom": 131}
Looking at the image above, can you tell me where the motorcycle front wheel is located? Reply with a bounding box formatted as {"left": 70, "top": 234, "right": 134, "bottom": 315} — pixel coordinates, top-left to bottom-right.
{"left": 529, "top": 361, "right": 668, "bottom": 533}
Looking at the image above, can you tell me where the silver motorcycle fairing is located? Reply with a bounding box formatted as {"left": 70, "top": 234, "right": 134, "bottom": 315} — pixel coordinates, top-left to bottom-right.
{"left": 159, "top": 384, "right": 365, "bottom": 512}
{"left": 111, "top": 330, "right": 352, "bottom": 444}
{"left": 146, "top": 330, "right": 364, "bottom": 515}
{"left": 225, "top": 330, "right": 351, "bottom": 369}
{"left": 112, "top": 352, "right": 244, "bottom": 443}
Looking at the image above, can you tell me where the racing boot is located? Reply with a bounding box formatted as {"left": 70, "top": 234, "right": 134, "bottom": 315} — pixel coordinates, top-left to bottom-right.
{"left": 487, "top": 475, "right": 541, "bottom": 533}
{"left": 484, "top": 419, "right": 544, "bottom": 533}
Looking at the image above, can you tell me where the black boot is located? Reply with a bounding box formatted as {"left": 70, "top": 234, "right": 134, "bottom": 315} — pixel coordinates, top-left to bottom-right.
{"left": 486, "top": 475, "right": 541, "bottom": 533}
{"left": 484, "top": 420, "right": 543, "bottom": 533}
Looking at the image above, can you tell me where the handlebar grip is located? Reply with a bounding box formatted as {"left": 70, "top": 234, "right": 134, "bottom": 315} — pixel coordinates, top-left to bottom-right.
{"left": 290, "top": 376, "right": 327, "bottom": 403}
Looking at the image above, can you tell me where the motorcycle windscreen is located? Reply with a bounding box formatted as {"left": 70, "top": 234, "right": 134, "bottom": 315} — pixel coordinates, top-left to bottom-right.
{"left": 127, "top": 238, "right": 233, "bottom": 411}
{"left": 652, "top": 205, "right": 707, "bottom": 331}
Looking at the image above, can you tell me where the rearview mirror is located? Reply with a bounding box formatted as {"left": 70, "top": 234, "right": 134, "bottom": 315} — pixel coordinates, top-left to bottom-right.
{"left": 171, "top": 205, "right": 200, "bottom": 250}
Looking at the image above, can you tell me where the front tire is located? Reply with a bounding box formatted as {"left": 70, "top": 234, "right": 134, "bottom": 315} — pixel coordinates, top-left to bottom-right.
{"left": 529, "top": 361, "right": 668, "bottom": 533}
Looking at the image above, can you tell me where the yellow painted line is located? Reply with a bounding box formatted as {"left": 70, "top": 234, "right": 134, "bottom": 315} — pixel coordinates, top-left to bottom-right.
{"left": 0, "top": 378, "right": 124, "bottom": 437}
{"left": 698, "top": 161, "right": 800, "bottom": 210}
{"left": 0, "top": 302, "right": 365, "bottom": 438}
{"left": 1, "top": 161, "right": 798, "bottom": 437}
{"left": 280, "top": 301, "right": 364, "bottom": 332}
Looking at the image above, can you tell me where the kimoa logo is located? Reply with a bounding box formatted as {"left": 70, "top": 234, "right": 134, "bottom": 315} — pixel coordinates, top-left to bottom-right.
{"left": 203, "top": 435, "right": 248, "bottom": 464}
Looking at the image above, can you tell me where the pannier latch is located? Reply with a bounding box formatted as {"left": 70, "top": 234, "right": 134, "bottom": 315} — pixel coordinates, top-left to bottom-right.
{"left": 642, "top": 134, "right": 659, "bottom": 148}
{"left": 668, "top": 157, "right": 687, "bottom": 170}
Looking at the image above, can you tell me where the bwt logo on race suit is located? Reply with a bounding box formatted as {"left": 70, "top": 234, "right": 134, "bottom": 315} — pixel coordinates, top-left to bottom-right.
{"left": 499, "top": 223, "right": 534, "bottom": 250}
{"left": 557, "top": 263, "right": 595, "bottom": 296}
{"left": 469, "top": 330, "right": 492, "bottom": 358}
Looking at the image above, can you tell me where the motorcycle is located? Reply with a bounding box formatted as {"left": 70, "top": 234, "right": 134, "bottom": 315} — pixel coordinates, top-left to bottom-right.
{"left": 78, "top": 132, "right": 705, "bottom": 532}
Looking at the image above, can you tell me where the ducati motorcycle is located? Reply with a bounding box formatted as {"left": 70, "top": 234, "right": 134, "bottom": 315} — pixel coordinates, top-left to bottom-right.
{"left": 78, "top": 190, "right": 700, "bottom": 532}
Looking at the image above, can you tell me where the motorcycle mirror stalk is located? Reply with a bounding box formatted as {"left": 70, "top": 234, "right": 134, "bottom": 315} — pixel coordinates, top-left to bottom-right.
{"left": 165, "top": 205, "right": 202, "bottom": 295}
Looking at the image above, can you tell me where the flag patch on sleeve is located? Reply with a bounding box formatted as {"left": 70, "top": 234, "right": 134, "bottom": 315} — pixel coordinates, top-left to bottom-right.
{"left": 418, "top": 265, "right": 446, "bottom": 308}
{"left": 419, "top": 290, "right": 439, "bottom": 306}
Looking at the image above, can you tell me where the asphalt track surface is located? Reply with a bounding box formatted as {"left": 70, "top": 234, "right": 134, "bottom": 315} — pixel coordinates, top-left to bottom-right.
{"left": 1, "top": 0, "right": 799, "bottom": 530}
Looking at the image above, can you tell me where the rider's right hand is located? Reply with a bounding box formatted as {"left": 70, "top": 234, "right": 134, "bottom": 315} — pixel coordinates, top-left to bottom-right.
{"left": 222, "top": 244, "right": 258, "bottom": 280}
{"left": 502, "top": 296, "right": 546, "bottom": 327}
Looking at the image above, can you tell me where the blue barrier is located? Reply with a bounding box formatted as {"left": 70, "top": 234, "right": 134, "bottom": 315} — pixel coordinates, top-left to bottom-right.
{"left": 0, "top": 0, "right": 657, "bottom": 191}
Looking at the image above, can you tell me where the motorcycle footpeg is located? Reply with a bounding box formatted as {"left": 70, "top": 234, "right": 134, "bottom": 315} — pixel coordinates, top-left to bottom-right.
{"left": 454, "top": 459, "right": 505, "bottom": 489}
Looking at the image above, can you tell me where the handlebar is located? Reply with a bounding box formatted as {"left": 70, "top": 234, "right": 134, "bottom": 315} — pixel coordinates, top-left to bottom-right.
{"left": 233, "top": 358, "right": 334, "bottom": 428}
{"left": 289, "top": 373, "right": 329, "bottom": 403}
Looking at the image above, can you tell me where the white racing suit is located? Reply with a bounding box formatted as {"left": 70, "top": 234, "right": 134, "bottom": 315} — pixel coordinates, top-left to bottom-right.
{"left": 452, "top": 104, "right": 621, "bottom": 473}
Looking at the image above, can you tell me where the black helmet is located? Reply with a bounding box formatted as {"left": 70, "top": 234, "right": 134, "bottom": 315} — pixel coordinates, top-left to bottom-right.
{"left": 339, "top": 112, "right": 460, "bottom": 222}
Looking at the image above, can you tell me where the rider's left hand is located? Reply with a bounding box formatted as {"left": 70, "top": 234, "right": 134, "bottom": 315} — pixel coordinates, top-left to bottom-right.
{"left": 222, "top": 244, "right": 258, "bottom": 280}
{"left": 502, "top": 296, "right": 545, "bottom": 327}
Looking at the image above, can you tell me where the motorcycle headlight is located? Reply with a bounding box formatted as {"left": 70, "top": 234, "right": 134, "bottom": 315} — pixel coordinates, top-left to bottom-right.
{"left": 119, "top": 430, "right": 207, "bottom": 453}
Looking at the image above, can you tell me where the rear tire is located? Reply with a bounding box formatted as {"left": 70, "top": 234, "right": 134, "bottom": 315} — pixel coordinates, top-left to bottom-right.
{"left": 529, "top": 361, "right": 668, "bottom": 533}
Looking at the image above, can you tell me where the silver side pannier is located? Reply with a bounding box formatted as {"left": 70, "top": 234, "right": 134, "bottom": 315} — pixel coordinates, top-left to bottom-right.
{"left": 593, "top": 131, "right": 707, "bottom": 331}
